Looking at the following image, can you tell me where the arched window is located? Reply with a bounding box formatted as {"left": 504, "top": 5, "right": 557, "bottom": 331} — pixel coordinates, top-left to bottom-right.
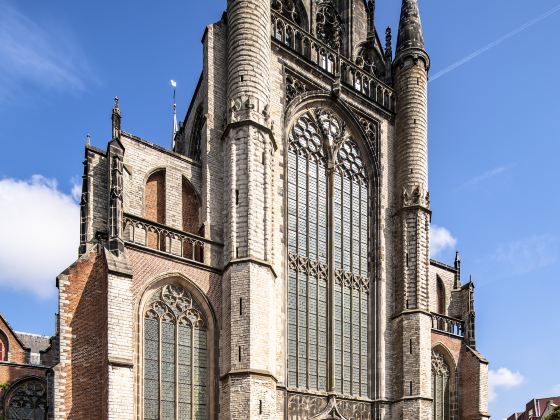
{"left": 0, "top": 336, "right": 5, "bottom": 361}
{"left": 432, "top": 350, "right": 451, "bottom": 420}
{"left": 187, "top": 106, "right": 204, "bottom": 162}
{"left": 5, "top": 378, "right": 47, "bottom": 420}
{"left": 143, "top": 283, "right": 209, "bottom": 420}
{"left": 145, "top": 170, "right": 166, "bottom": 250}
{"left": 437, "top": 276, "right": 446, "bottom": 315}
{"left": 287, "top": 108, "right": 370, "bottom": 397}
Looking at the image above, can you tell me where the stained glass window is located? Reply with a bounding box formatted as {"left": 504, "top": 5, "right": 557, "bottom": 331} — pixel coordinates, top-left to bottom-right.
{"left": 144, "top": 284, "right": 208, "bottom": 420}
{"left": 287, "top": 109, "right": 371, "bottom": 398}
{"left": 432, "top": 350, "right": 451, "bottom": 420}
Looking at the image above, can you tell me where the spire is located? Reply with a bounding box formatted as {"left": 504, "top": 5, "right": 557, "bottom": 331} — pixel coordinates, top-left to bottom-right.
{"left": 366, "top": 0, "right": 375, "bottom": 38}
{"left": 171, "top": 80, "right": 178, "bottom": 150}
{"left": 396, "top": 0, "right": 425, "bottom": 56}
{"left": 111, "top": 97, "right": 121, "bottom": 140}
{"left": 454, "top": 251, "right": 461, "bottom": 288}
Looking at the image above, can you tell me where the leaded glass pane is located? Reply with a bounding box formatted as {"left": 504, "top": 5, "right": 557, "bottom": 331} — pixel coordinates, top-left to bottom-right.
{"left": 144, "top": 284, "right": 208, "bottom": 420}
{"left": 287, "top": 110, "right": 370, "bottom": 398}
{"left": 144, "top": 317, "right": 159, "bottom": 420}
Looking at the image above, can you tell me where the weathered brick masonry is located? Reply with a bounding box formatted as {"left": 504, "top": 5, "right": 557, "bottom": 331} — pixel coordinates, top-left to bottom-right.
{"left": 0, "top": 0, "right": 491, "bottom": 419}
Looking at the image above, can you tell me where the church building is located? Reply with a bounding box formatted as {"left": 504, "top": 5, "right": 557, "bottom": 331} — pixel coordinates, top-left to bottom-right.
{"left": 0, "top": 0, "right": 490, "bottom": 418}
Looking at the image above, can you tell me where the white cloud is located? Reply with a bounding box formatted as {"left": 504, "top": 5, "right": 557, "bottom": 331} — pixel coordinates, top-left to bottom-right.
{"left": 0, "top": 2, "right": 96, "bottom": 102}
{"left": 489, "top": 368, "right": 524, "bottom": 402}
{"left": 431, "top": 225, "right": 457, "bottom": 258}
{"left": 71, "top": 179, "right": 82, "bottom": 203}
{"left": 494, "top": 235, "right": 560, "bottom": 275}
{"left": 0, "top": 176, "right": 79, "bottom": 298}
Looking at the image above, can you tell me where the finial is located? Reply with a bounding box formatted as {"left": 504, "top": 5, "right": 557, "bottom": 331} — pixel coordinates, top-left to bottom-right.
{"left": 385, "top": 27, "right": 392, "bottom": 52}
{"left": 112, "top": 96, "right": 121, "bottom": 140}
{"left": 86, "top": 134, "right": 91, "bottom": 146}
{"left": 366, "top": 0, "right": 376, "bottom": 38}
{"left": 171, "top": 80, "right": 178, "bottom": 150}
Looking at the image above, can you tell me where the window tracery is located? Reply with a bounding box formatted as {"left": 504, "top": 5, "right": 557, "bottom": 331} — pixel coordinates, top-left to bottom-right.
{"left": 287, "top": 108, "right": 370, "bottom": 398}
{"left": 271, "top": 0, "right": 306, "bottom": 29}
{"left": 5, "top": 379, "right": 47, "bottom": 420}
{"left": 143, "top": 284, "right": 208, "bottom": 420}
{"left": 432, "top": 350, "right": 451, "bottom": 420}
{"left": 315, "top": 0, "right": 343, "bottom": 50}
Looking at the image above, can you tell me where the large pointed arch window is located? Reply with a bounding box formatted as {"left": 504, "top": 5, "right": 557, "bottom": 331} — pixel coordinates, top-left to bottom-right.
{"left": 432, "top": 350, "right": 451, "bottom": 420}
{"left": 143, "top": 284, "right": 209, "bottom": 420}
{"left": 287, "top": 109, "right": 370, "bottom": 398}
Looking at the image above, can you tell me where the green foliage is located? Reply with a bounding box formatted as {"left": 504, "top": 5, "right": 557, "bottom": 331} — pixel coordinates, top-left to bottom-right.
{"left": 0, "top": 382, "right": 9, "bottom": 390}
{"left": 546, "top": 405, "right": 560, "bottom": 420}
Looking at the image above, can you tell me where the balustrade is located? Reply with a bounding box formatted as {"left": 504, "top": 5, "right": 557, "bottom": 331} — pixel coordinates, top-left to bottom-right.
{"left": 431, "top": 313, "right": 464, "bottom": 338}
{"left": 271, "top": 11, "right": 395, "bottom": 111}
{"left": 123, "top": 214, "right": 222, "bottom": 268}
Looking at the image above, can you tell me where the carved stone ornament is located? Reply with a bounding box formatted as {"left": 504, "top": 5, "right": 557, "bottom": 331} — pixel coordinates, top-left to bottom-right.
{"left": 288, "top": 394, "right": 372, "bottom": 420}
{"left": 285, "top": 73, "right": 308, "bottom": 105}
{"left": 359, "top": 117, "right": 378, "bottom": 147}
{"left": 229, "top": 95, "right": 270, "bottom": 125}
{"left": 402, "top": 184, "right": 430, "bottom": 208}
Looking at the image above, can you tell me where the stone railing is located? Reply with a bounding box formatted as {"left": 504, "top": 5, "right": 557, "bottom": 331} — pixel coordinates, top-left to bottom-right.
{"left": 123, "top": 214, "right": 222, "bottom": 269}
{"left": 271, "top": 11, "right": 395, "bottom": 112}
{"left": 431, "top": 313, "right": 465, "bottom": 338}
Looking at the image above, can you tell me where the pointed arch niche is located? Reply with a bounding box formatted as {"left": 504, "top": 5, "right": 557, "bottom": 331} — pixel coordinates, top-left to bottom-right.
{"left": 144, "top": 169, "right": 166, "bottom": 250}
{"left": 137, "top": 275, "right": 217, "bottom": 420}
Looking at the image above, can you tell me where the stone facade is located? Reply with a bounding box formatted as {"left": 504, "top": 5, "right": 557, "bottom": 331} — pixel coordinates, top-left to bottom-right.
{"left": 2, "top": 0, "right": 491, "bottom": 418}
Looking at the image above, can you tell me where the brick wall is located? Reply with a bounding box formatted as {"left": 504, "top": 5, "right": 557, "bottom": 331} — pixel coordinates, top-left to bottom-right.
{"left": 55, "top": 247, "right": 108, "bottom": 419}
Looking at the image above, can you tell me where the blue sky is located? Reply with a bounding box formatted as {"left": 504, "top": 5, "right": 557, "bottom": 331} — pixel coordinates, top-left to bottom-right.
{"left": 0, "top": 0, "right": 558, "bottom": 418}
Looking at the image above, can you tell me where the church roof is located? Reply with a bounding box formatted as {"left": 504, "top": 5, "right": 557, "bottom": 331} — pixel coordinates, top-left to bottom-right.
{"left": 15, "top": 332, "right": 51, "bottom": 354}
{"left": 396, "top": 0, "right": 425, "bottom": 56}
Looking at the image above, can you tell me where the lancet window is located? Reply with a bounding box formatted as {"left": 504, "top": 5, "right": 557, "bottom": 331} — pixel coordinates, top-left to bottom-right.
{"left": 143, "top": 284, "right": 208, "bottom": 420}
{"left": 287, "top": 109, "right": 370, "bottom": 398}
{"left": 432, "top": 350, "right": 451, "bottom": 420}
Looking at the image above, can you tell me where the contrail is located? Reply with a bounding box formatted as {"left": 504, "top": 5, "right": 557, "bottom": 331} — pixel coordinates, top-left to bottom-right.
{"left": 430, "top": 3, "right": 560, "bottom": 82}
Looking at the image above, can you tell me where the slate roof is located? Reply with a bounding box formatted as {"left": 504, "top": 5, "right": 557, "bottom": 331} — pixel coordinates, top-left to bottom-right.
{"left": 15, "top": 332, "right": 51, "bottom": 353}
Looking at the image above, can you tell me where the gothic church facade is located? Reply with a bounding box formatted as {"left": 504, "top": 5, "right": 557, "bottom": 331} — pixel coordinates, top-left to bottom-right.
{"left": 0, "top": 0, "right": 491, "bottom": 419}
